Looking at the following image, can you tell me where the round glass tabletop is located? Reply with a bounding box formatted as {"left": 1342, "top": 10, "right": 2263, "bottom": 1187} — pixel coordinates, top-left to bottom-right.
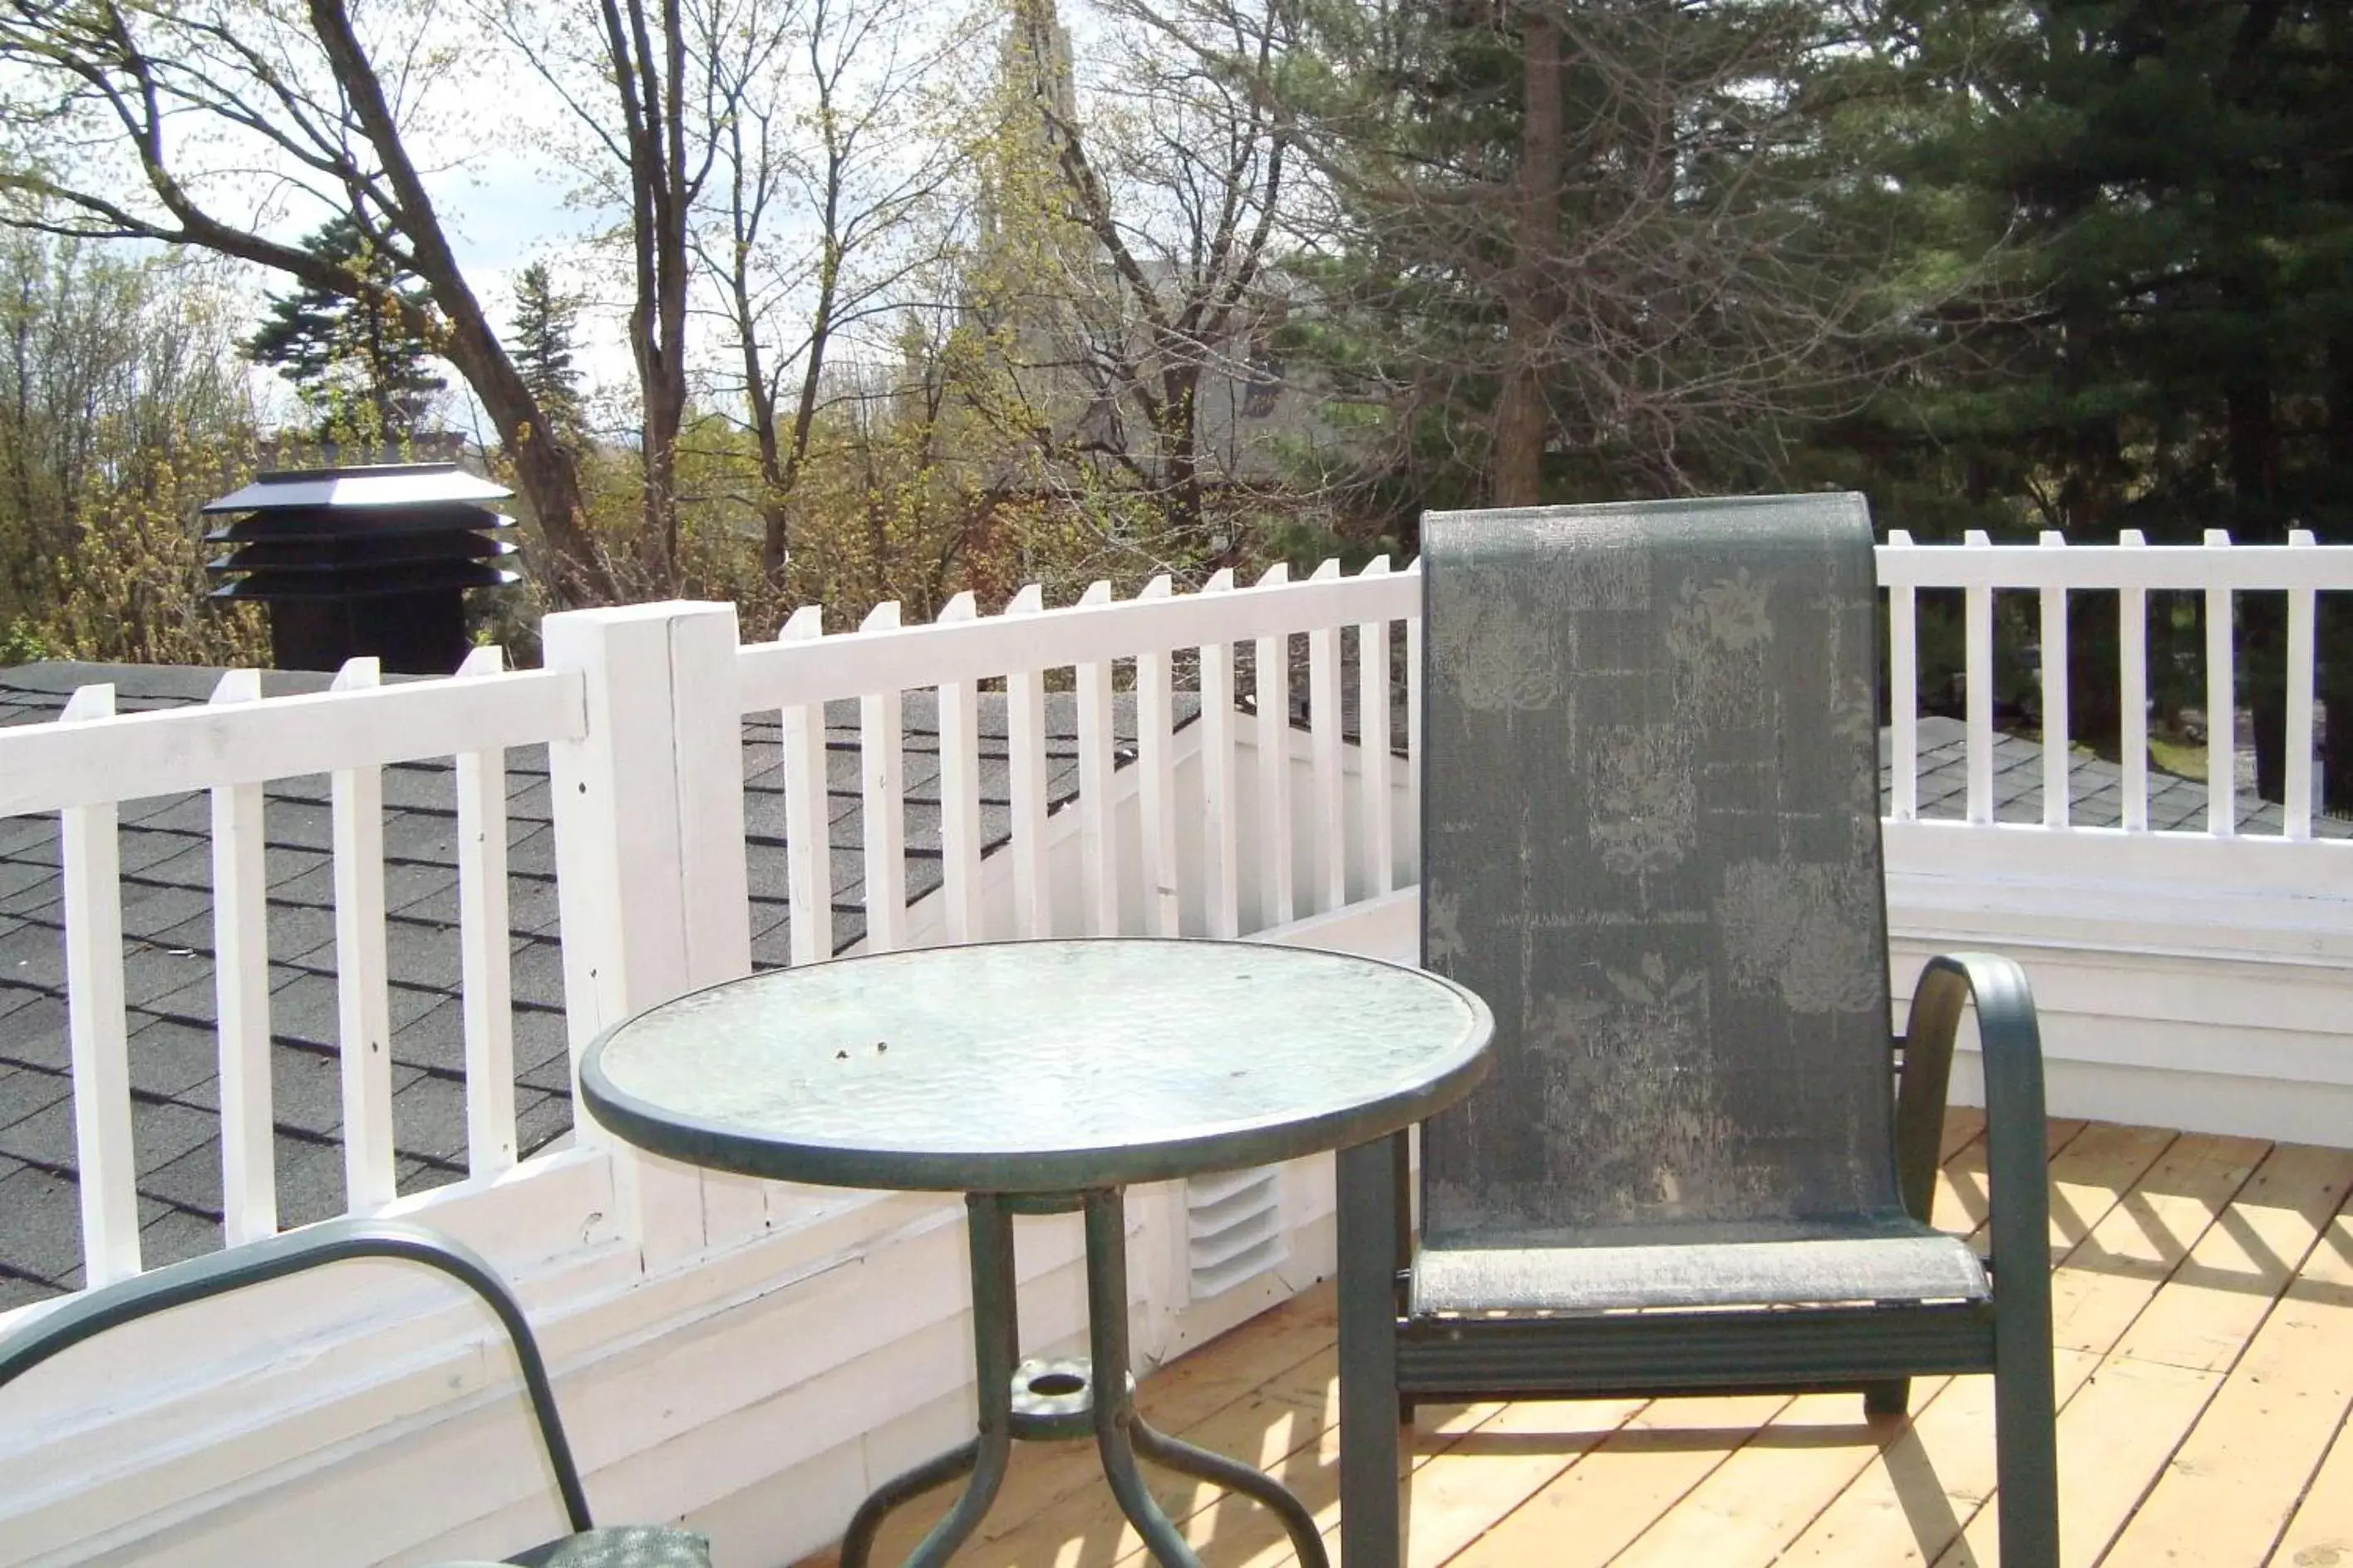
{"left": 579, "top": 938, "right": 1494, "bottom": 1192}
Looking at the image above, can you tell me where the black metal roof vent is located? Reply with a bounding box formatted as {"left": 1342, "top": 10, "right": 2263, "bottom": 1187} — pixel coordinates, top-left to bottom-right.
{"left": 204, "top": 462, "right": 521, "bottom": 674}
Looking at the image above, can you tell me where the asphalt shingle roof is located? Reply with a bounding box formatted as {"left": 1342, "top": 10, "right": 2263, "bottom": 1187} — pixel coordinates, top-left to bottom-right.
{"left": 0, "top": 660, "right": 1194, "bottom": 1305}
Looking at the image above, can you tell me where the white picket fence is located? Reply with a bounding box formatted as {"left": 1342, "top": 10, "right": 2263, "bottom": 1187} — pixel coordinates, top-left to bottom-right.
{"left": 1883, "top": 527, "right": 2352, "bottom": 838}
{"left": 4, "top": 531, "right": 2353, "bottom": 1567}
{"left": 1, "top": 533, "right": 2349, "bottom": 1298}
{"left": 735, "top": 558, "right": 1419, "bottom": 961}
{"left": 0, "top": 650, "right": 583, "bottom": 1288}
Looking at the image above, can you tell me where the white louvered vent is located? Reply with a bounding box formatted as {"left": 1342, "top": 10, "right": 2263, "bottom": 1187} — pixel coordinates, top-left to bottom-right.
{"left": 1185, "top": 1165, "right": 1287, "bottom": 1300}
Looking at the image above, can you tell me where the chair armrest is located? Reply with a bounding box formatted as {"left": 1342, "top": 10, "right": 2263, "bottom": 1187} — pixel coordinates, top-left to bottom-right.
{"left": 1900, "top": 953, "right": 2052, "bottom": 1295}
{"left": 0, "top": 1217, "right": 593, "bottom": 1536}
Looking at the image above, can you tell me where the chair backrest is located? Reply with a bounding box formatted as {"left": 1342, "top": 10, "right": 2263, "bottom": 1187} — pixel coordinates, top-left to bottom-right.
{"left": 1419, "top": 494, "right": 1899, "bottom": 1246}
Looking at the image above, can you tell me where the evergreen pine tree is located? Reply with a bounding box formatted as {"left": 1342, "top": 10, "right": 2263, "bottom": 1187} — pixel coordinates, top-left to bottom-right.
{"left": 244, "top": 215, "right": 445, "bottom": 447}
{"left": 510, "top": 263, "right": 587, "bottom": 448}
{"left": 1803, "top": 0, "right": 2353, "bottom": 804}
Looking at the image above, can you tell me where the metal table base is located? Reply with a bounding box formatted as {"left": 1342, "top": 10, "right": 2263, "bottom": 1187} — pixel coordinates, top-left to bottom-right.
{"left": 839, "top": 1189, "right": 1332, "bottom": 1568}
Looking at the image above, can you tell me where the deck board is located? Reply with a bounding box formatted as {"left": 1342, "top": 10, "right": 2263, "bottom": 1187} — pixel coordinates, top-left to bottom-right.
{"left": 791, "top": 1119, "right": 2353, "bottom": 1567}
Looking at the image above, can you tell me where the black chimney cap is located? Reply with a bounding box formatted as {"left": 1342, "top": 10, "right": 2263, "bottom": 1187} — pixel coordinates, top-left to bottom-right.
{"left": 201, "top": 462, "right": 512, "bottom": 514}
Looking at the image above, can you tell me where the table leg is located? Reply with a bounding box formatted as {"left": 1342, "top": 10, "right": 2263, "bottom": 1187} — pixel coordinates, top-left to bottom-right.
{"left": 1081, "top": 1191, "right": 1331, "bottom": 1568}
{"left": 1336, "top": 1133, "right": 1410, "bottom": 1568}
{"left": 840, "top": 1194, "right": 1017, "bottom": 1568}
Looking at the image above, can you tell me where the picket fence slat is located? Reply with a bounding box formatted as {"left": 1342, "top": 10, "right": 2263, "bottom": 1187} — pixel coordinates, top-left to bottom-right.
{"left": 1074, "top": 581, "right": 1120, "bottom": 936}
{"left": 2203, "top": 531, "right": 2237, "bottom": 837}
{"left": 1137, "top": 577, "right": 1181, "bottom": 938}
{"left": 1004, "top": 586, "right": 1053, "bottom": 939}
{"left": 2287, "top": 532, "right": 2318, "bottom": 840}
{"left": 1307, "top": 560, "right": 1346, "bottom": 916}
{"left": 454, "top": 646, "right": 518, "bottom": 1178}
{"left": 1356, "top": 558, "right": 1395, "bottom": 897}
{"left": 1887, "top": 533, "right": 1921, "bottom": 823}
{"left": 60, "top": 684, "right": 140, "bottom": 1286}
{"left": 328, "top": 659, "right": 396, "bottom": 1215}
{"left": 2120, "top": 532, "right": 2152, "bottom": 833}
{"left": 776, "top": 607, "right": 830, "bottom": 966}
{"left": 1964, "top": 532, "right": 1996, "bottom": 826}
{"left": 207, "top": 670, "right": 277, "bottom": 1243}
{"left": 2038, "top": 533, "right": 2071, "bottom": 828}
{"left": 935, "top": 593, "right": 985, "bottom": 945}
{"left": 858, "top": 602, "right": 908, "bottom": 954}
{"left": 1199, "top": 570, "right": 1241, "bottom": 940}
{"left": 1253, "top": 564, "right": 1294, "bottom": 932}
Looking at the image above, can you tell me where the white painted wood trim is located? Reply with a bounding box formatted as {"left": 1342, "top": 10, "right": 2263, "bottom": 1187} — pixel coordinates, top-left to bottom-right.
{"left": 1963, "top": 531, "right": 1994, "bottom": 825}
{"left": 206, "top": 670, "right": 277, "bottom": 1244}
{"left": 2203, "top": 529, "right": 2236, "bottom": 837}
{"left": 858, "top": 602, "right": 908, "bottom": 955}
{"left": 1136, "top": 576, "right": 1181, "bottom": 937}
{"left": 1357, "top": 557, "right": 1395, "bottom": 897}
{"left": 1405, "top": 578, "right": 1423, "bottom": 881}
{"left": 328, "top": 659, "right": 396, "bottom": 1216}
{"left": 59, "top": 684, "right": 138, "bottom": 1286}
{"left": 775, "top": 607, "right": 830, "bottom": 967}
{"left": 1074, "top": 580, "right": 1120, "bottom": 936}
{"left": 541, "top": 602, "right": 749, "bottom": 1266}
{"left": 1197, "top": 570, "right": 1240, "bottom": 940}
{"left": 1874, "top": 534, "right": 2353, "bottom": 590}
{"left": 733, "top": 568, "right": 1419, "bottom": 709}
{"left": 0, "top": 669, "right": 585, "bottom": 817}
{"left": 1003, "top": 586, "right": 1052, "bottom": 940}
{"left": 933, "top": 593, "right": 984, "bottom": 945}
{"left": 2038, "top": 533, "right": 2070, "bottom": 828}
{"left": 2286, "top": 531, "right": 2318, "bottom": 840}
{"left": 2119, "top": 530, "right": 2150, "bottom": 832}
{"left": 1253, "top": 563, "right": 1294, "bottom": 931}
{"left": 454, "top": 646, "right": 518, "bottom": 1179}
{"left": 1887, "top": 533, "right": 1919, "bottom": 822}
{"left": 1307, "top": 558, "right": 1345, "bottom": 914}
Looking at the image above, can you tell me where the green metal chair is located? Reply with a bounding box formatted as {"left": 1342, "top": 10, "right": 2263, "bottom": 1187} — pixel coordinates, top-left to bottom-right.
{"left": 0, "top": 1217, "right": 712, "bottom": 1568}
{"left": 1334, "top": 494, "right": 2058, "bottom": 1566}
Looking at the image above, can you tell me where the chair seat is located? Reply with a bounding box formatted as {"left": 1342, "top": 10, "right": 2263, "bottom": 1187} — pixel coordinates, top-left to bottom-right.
{"left": 500, "top": 1526, "right": 714, "bottom": 1568}
{"left": 1413, "top": 1225, "right": 1988, "bottom": 1315}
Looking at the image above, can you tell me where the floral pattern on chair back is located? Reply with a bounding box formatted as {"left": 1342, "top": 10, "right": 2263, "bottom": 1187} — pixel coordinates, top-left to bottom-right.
{"left": 1419, "top": 494, "right": 1899, "bottom": 1245}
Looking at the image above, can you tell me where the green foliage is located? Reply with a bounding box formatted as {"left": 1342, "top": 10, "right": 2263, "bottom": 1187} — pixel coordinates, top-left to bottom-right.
{"left": 1271, "top": 0, "right": 1918, "bottom": 533}
{"left": 40, "top": 439, "right": 270, "bottom": 667}
{"left": 244, "top": 215, "right": 446, "bottom": 447}
{"left": 510, "top": 263, "right": 587, "bottom": 448}
{"left": 0, "top": 233, "right": 264, "bottom": 665}
{"left": 0, "top": 616, "right": 47, "bottom": 665}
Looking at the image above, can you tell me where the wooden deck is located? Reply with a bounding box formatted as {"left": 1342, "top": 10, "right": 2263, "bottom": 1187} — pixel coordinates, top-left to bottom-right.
{"left": 800, "top": 1115, "right": 2353, "bottom": 1567}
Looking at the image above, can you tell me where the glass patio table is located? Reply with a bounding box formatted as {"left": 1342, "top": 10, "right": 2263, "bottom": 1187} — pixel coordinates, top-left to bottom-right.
{"left": 578, "top": 937, "right": 1494, "bottom": 1568}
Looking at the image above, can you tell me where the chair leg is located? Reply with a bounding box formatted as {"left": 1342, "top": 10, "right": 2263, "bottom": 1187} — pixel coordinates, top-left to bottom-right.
{"left": 1337, "top": 1137, "right": 1409, "bottom": 1568}
{"left": 1863, "top": 1378, "right": 1911, "bottom": 1417}
{"left": 1993, "top": 1361, "right": 2060, "bottom": 1567}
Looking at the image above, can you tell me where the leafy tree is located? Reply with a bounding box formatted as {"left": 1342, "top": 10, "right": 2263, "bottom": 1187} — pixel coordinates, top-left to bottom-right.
{"left": 510, "top": 262, "right": 587, "bottom": 447}
{"left": 1253, "top": 0, "right": 1920, "bottom": 529}
{"left": 245, "top": 215, "right": 445, "bottom": 445}
{"left": 0, "top": 0, "right": 618, "bottom": 602}
{"left": 1803, "top": 0, "right": 2353, "bottom": 806}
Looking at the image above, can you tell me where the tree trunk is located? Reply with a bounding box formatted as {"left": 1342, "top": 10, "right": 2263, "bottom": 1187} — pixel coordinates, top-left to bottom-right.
{"left": 1494, "top": 7, "right": 1563, "bottom": 508}
{"left": 308, "top": 0, "right": 613, "bottom": 605}
{"left": 603, "top": 0, "right": 695, "bottom": 591}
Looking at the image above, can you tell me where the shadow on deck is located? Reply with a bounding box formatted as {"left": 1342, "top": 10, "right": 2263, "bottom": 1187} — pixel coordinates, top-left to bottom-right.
{"left": 799, "top": 1113, "right": 2353, "bottom": 1567}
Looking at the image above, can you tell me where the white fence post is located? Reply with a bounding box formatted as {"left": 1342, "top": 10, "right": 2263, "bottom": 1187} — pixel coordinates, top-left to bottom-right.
{"left": 545, "top": 600, "right": 752, "bottom": 1268}
{"left": 59, "top": 683, "right": 139, "bottom": 1286}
